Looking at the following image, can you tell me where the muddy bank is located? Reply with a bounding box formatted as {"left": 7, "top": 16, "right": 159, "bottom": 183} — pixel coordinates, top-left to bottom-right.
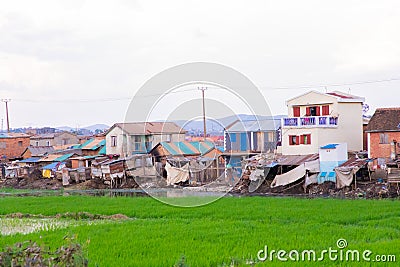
{"left": 233, "top": 178, "right": 399, "bottom": 199}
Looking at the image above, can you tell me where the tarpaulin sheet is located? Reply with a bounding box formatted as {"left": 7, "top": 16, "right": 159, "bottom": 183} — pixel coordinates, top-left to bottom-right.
{"left": 335, "top": 166, "right": 360, "bottom": 189}
{"left": 271, "top": 164, "right": 306, "bottom": 188}
{"left": 165, "top": 162, "right": 189, "bottom": 185}
{"left": 271, "top": 159, "right": 320, "bottom": 188}
{"left": 305, "top": 173, "right": 318, "bottom": 188}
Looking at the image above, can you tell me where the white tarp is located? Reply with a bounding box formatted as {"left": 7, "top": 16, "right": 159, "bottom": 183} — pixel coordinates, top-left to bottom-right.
{"left": 271, "top": 164, "right": 306, "bottom": 188}
{"left": 165, "top": 162, "right": 190, "bottom": 185}
{"left": 271, "top": 159, "right": 320, "bottom": 188}
{"left": 305, "top": 173, "right": 318, "bottom": 188}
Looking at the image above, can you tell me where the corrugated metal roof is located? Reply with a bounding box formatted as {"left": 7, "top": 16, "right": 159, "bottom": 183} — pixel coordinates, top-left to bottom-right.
{"left": 276, "top": 154, "right": 319, "bottom": 166}
{"left": 55, "top": 153, "right": 75, "bottom": 162}
{"left": 19, "top": 157, "right": 41, "bottom": 163}
{"left": 39, "top": 153, "right": 75, "bottom": 162}
{"left": 24, "top": 146, "right": 55, "bottom": 157}
{"left": 0, "top": 133, "right": 30, "bottom": 139}
{"left": 338, "top": 157, "right": 370, "bottom": 168}
{"left": 78, "top": 138, "right": 106, "bottom": 150}
{"left": 99, "top": 146, "right": 106, "bottom": 155}
{"left": 111, "top": 122, "right": 186, "bottom": 135}
{"left": 158, "top": 141, "right": 215, "bottom": 156}
{"left": 226, "top": 119, "right": 281, "bottom": 132}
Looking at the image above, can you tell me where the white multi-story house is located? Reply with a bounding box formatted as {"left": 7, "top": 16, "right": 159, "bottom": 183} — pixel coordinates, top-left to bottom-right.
{"left": 105, "top": 122, "right": 186, "bottom": 157}
{"left": 281, "top": 91, "right": 364, "bottom": 155}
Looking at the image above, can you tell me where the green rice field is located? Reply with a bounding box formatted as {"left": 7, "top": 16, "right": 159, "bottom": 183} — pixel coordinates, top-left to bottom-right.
{"left": 0, "top": 195, "right": 399, "bottom": 266}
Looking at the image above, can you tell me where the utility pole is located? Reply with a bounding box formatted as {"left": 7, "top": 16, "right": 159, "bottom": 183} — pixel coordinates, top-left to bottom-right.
{"left": 1, "top": 99, "right": 10, "bottom": 133}
{"left": 198, "top": 87, "right": 207, "bottom": 141}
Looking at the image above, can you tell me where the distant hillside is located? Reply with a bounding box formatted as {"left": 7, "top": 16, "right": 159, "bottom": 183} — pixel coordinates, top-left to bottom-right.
{"left": 56, "top": 124, "right": 109, "bottom": 133}
{"left": 83, "top": 124, "right": 110, "bottom": 132}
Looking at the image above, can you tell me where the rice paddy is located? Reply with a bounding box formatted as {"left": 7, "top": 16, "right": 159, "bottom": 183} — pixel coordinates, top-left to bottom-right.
{"left": 0, "top": 195, "right": 399, "bottom": 266}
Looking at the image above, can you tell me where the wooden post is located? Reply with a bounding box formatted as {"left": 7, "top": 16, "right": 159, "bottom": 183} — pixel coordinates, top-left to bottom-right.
{"left": 354, "top": 173, "right": 357, "bottom": 189}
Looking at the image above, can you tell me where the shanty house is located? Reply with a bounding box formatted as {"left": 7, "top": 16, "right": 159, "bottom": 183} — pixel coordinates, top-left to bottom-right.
{"left": 105, "top": 122, "right": 186, "bottom": 157}
{"left": 0, "top": 133, "right": 30, "bottom": 160}
{"left": 223, "top": 118, "right": 281, "bottom": 174}
{"left": 365, "top": 108, "right": 400, "bottom": 160}
{"left": 30, "top": 131, "right": 78, "bottom": 147}
{"left": 281, "top": 90, "right": 364, "bottom": 155}
{"left": 74, "top": 137, "right": 106, "bottom": 156}
{"left": 21, "top": 146, "right": 55, "bottom": 159}
{"left": 150, "top": 141, "right": 224, "bottom": 184}
{"left": 224, "top": 118, "right": 281, "bottom": 153}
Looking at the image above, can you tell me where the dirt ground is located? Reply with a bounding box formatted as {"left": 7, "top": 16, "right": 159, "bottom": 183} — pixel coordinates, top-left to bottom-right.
{"left": 232, "top": 177, "right": 399, "bottom": 199}
{"left": 0, "top": 176, "right": 62, "bottom": 190}
{"left": 0, "top": 175, "right": 141, "bottom": 191}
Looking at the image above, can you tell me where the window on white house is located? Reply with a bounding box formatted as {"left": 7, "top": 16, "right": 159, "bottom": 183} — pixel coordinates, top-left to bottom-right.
{"left": 35, "top": 141, "right": 39, "bottom": 146}
{"left": 111, "top": 136, "right": 117, "bottom": 147}
{"left": 133, "top": 135, "right": 142, "bottom": 151}
{"left": 379, "top": 133, "right": 389, "bottom": 144}
{"left": 46, "top": 141, "right": 50, "bottom": 146}
{"left": 300, "top": 134, "right": 311, "bottom": 145}
{"left": 289, "top": 135, "right": 299, "bottom": 145}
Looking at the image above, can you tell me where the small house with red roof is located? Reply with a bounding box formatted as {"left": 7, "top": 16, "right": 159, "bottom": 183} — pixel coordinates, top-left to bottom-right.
{"left": 365, "top": 108, "right": 400, "bottom": 160}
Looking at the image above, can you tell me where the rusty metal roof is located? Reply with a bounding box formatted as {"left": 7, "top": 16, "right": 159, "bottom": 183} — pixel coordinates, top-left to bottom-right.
{"left": 276, "top": 154, "right": 319, "bottom": 166}
{"left": 110, "top": 122, "right": 186, "bottom": 135}
{"left": 338, "top": 157, "right": 370, "bottom": 168}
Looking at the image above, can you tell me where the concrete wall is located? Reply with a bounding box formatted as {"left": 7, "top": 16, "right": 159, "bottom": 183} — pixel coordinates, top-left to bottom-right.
{"left": 281, "top": 128, "right": 319, "bottom": 155}
{"left": 282, "top": 93, "right": 363, "bottom": 155}
{"left": 335, "top": 102, "right": 363, "bottom": 152}
{"left": 319, "top": 143, "right": 348, "bottom": 162}
{"left": 30, "top": 138, "right": 53, "bottom": 146}
{"left": 54, "top": 132, "right": 78, "bottom": 146}
{"left": 30, "top": 132, "right": 78, "bottom": 147}
{"left": 287, "top": 91, "right": 337, "bottom": 117}
{"left": 106, "top": 127, "right": 127, "bottom": 156}
{"left": 106, "top": 127, "right": 186, "bottom": 157}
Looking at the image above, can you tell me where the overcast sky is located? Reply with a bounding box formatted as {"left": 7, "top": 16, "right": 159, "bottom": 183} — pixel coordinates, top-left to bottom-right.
{"left": 1, "top": 0, "right": 399, "bottom": 128}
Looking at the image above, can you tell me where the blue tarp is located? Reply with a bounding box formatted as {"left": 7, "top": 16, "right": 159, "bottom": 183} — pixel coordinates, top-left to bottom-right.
{"left": 19, "top": 157, "right": 40, "bottom": 163}
{"left": 42, "top": 162, "right": 64, "bottom": 171}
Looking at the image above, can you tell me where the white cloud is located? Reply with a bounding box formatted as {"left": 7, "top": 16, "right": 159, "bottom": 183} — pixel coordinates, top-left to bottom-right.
{"left": 0, "top": 0, "right": 399, "bottom": 127}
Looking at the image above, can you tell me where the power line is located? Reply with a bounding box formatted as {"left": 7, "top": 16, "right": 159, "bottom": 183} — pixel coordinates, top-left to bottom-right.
{"left": 9, "top": 77, "right": 400, "bottom": 103}
{"left": 258, "top": 78, "right": 400, "bottom": 90}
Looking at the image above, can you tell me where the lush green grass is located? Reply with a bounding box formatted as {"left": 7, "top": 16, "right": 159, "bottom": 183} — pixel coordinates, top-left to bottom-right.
{"left": 0, "top": 196, "right": 399, "bottom": 266}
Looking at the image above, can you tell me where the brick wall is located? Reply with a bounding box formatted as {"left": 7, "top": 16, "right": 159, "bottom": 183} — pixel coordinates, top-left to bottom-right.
{"left": 0, "top": 137, "right": 30, "bottom": 160}
{"left": 369, "top": 132, "right": 400, "bottom": 158}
